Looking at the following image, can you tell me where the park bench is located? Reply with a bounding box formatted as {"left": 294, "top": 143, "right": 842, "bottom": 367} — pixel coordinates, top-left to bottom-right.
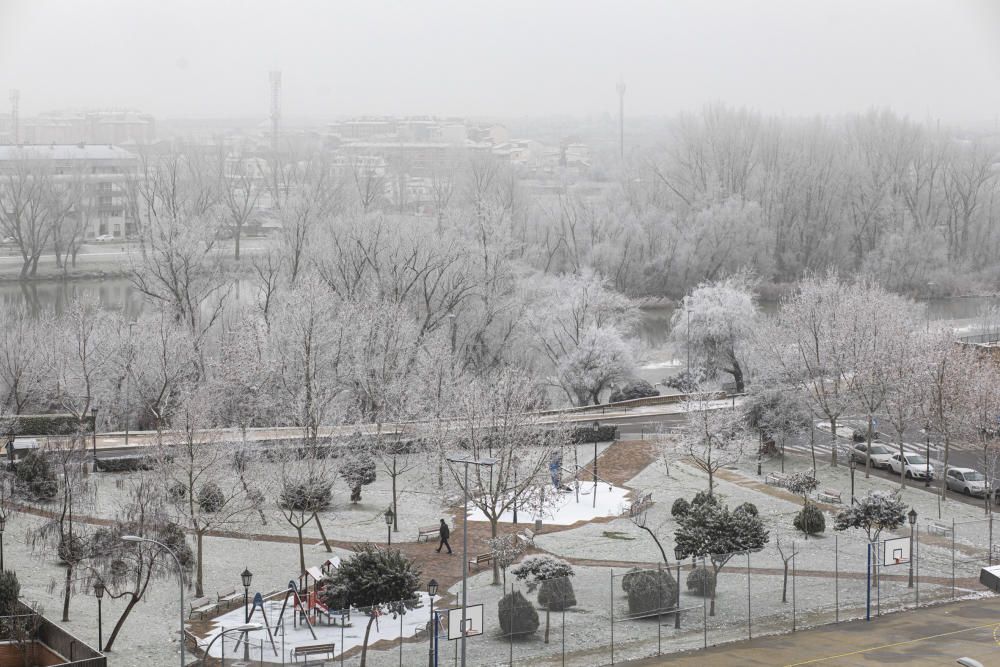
{"left": 927, "top": 521, "right": 953, "bottom": 537}
{"left": 516, "top": 528, "right": 536, "bottom": 547}
{"left": 816, "top": 489, "right": 842, "bottom": 504}
{"left": 292, "top": 642, "right": 336, "bottom": 663}
{"left": 183, "top": 629, "right": 210, "bottom": 651}
{"left": 188, "top": 596, "right": 216, "bottom": 620}
{"left": 417, "top": 525, "right": 441, "bottom": 543}
{"left": 468, "top": 553, "right": 493, "bottom": 572}
{"left": 765, "top": 472, "right": 790, "bottom": 487}
{"left": 624, "top": 491, "right": 653, "bottom": 517}
{"left": 217, "top": 589, "right": 242, "bottom": 611}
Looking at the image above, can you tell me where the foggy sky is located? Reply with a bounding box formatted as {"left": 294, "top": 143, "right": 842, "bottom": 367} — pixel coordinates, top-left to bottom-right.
{"left": 2, "top": 0, "right": 999, "bottom": 123}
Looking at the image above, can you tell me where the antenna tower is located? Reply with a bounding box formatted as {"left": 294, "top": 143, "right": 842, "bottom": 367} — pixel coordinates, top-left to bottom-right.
{"left": 9, "top": 89, "right": 19, "bottom": 145}
{"left": 269, "top": 71, "right": 281, "bottom": 153}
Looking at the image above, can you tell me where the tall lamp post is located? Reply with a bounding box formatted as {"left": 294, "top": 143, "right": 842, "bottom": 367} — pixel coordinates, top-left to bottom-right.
{"left": 121, "top": 536, "right": 185, "bottom": 667}
{"left": 925, "top": 430, "right": 932, "bottom": 488}
{"left": 850, "top": 458, "right": 857, "bottom": 505}
{"left": 673, "top": 546, "right": 683, "bottom": 630}
{"left": 385, "top": 507, "right": 394, "bottom": 546}
{"left": 0, "top": 514, "right": 7, "bottom": 572}
{"left": 908, "top": 508, "right": 917, "bottom": 588}
{"left": 241, "top": 567, "right": 253, "bottom": 660}
{"left": 446, "top": 454, "right": 496, "bottom": 667}
{"left": 202, "top": 624, "right": 262, "bottom": 665}
{"left": 94, "top": 582, "right": 105, "bottom": 652}
{"left": 592, "top": 421, "right": 600, "bottom": 509}
{"left": 427, "top": 579, "right": 438, "bottom": 667}
{"left": 90, "top": 407, "right": 98, "bottom": 472}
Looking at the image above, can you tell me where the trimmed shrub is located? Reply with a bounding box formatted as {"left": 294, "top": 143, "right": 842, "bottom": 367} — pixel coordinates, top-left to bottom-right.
{"left": 197, "top": 482, "right": 225, "bottom": 513}
{"left": 686, "top": 566, "right": 716, "bottom": 597}
{"left": 670, "top": 497, "right": 690, "bottom": 518}
{"left": 498, "top": 591, "right": 539, "bottom": 636}
{"left": 8, "top": 414, "right": 88, "bottom": 436}
{"left": 570, "top": 425, "right": 618, "bottom": 444}
{"left": 0, "top": 571, "right": 20, "bottom": 612}
{"left": 537, "top": 578, "right": 576, "bottom": 611}
{"left": 340, "top": 454, "right": 376, "bottom": 503}
{"left": 794, "top": 504, "right": 826, "bottom": 536}
{"left": 14, "top": 450, "right": 57, "bottom": 501}
{"left": 622, "top": 568, "right": 678, "bottom": 617}
{"left": 95, "top": 456, "right": 158, "bottom": 473}
{"left": 610, "top": 380, "right": 659, "bottom": 403}
{"left": 58, "top": 535, "right": 88, "bottom": 564}
{"left": 735, "top": 502, "right": 759, "bottom": 518}
{"left": 691, "top": 491, "right": 717, "bottom": 509}
{"left": 280, "top": 481, "right": 332, "bottom": 512}
{"left": 167, "top": 481, "right": 187, "bottom": 502}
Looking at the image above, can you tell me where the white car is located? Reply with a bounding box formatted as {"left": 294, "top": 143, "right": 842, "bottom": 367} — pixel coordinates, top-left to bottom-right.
{"left": 945, "top": 468, "right": 988, "bottom": 496}
{"left": 888, "top": 453, "right": 934, "bottom": 480}
{"left": 850, "top": 442, "right": 894, "bottom": 469}
{"left": 94, "top": 234, "right": 115, "bottom": 242}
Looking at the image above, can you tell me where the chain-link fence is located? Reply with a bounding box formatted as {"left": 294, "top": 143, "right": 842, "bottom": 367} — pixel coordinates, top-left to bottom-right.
{"left": 202, "top": 516, "right": 996, "bottom": 666}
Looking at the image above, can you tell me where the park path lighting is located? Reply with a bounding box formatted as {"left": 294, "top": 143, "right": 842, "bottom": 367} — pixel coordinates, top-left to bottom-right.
{"left": 673, "top": 545, "right": 683, "bottom": 630}
{"left": 90, "top": 407, "right": 98, "bottom": 472}
{"left": 240, "top": 567, "right": 253, "bottom": 660}
{"left": 592, "top": 421, "right": 600, "bottom": 508}
{"left": 427, "top": 579, "right": 438, "bottom": 667}
{"left": 908, "top": 508, "right": 917, "bottom": 588}
{"left": 850, "top": 458, "right": 857, "bottom": 504}
{"left": 121, "top": 535, "right": 185, "bottom": 667}
{"left": 0, "top": 514, "right": 7, "bottom": 572}
{"left": 446, "top": 454, "right": 496, "bottom": 667}
{"left": 94, "top": 581, "right": 105, "bottom": 651}
{"left": 385, "top": 506, "right": 394, "bottom": 545}
{"left": 202, "top": 624, "right": 262, "bottom": 665}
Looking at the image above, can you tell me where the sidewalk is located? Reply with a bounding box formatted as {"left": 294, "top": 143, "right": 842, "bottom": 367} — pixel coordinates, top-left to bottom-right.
{"left": 625, "top": 596, "right": 1000, "bottom": 666}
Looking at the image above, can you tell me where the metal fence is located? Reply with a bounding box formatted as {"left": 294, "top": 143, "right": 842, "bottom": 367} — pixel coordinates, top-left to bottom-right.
{"left": 205, "top": 517, "right": 995, "bottom": 666}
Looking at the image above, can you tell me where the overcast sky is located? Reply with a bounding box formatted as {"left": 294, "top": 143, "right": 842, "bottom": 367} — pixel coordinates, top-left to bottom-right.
{"left": 2, "top": 0, "right": 999, "bottom": 123}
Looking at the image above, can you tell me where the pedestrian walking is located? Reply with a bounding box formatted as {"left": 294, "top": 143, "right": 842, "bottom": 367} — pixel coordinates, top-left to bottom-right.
{"left": 436, "top": 519, "right": 452, "bottom": 554}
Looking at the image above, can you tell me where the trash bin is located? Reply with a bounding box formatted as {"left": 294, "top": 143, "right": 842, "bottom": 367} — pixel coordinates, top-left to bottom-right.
{"left": 534, "top": 518, "right": 543, "bottom": 533}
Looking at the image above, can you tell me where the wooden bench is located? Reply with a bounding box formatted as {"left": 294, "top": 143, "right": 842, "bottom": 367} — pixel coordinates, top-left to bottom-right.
{"left": 188, "top": 596, "right": 216, "bottom": 620}
{"left": 624, "top": 491, "right": 653, "bottom": 517}
{"left": 816, "top": 489, "right": 842, "bottom": 504}
{"left": 217, "top": 589, "right": 241, "bottom": 610}
{"left": 517, "top": 528, "right": 536, "bottom": 547}
{"left": 766, "top": 472, "right": 790, "bottom": 487}
{"left": 468, "top": 553, "right": 493, "bottom": 572}
{"left": 927, "top": 521, "right": 953, "bottom": 537}
{"left": 417, "top": 525, "right": 440, "bottom": 543}
{"left": 292, "top": 642, "right": 336, "bottom": 663}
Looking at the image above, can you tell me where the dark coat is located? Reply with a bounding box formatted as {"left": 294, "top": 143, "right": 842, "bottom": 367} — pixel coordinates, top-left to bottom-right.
{"left": 439, "top": 522, "right": 451, "bottom": 540}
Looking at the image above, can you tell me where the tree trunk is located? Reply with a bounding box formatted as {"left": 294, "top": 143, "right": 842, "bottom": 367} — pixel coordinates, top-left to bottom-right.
{"left": 296, "top": 526, "right": 306, "bottom": 575}
{"left": 731, "top": 360, "right": 744, "bottom": 393}
{"left": 782, "top": 561, "right": 789, "bottom": 603}
{"left": 103, "top": 595, "right": 140, "bottom": 652}
{"left": 195, "top": 530, "right": 205, "bottom": 598}
{"left": 490, "top": 519, "right": 500, "bottom": 585}
{"left": 708, "top": 468, "right": 714, "bottom": 496}
{"left": 234, "top": 227, "right": 241, "bottom": 260}
{"left": 865, "top": 415, "right": 873, "bottom": 479}
{"left": 313, "top": 513, "right": 333, "bottom": 553}
{"left": 898, "top": 430, "right": 907, "bottom": 491}
{"left": 809, "top": 425, "right": 816, "bottom": 477}
{"left": 360, "top": 612, "right": 377, "bottom": 667}
{"left": 392, "top": 465, "right": 398, "bottom": 532}
{"left": 829, "top": 417, "right": 839, "bottom": 467}
{"left": 941, "top": 437, "right": 950, "bottom": 504}
{"left": 61, "top": 563, "right": 72, "bottom": 622}
{"left": 544, "top": 604, "right": 550, "bottom": 644}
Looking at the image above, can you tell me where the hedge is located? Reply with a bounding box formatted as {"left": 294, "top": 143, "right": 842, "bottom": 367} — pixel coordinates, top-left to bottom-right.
{"left": 570, "top": 425, "right": 618, "bottom": 443}
{"left": 7, "top": 414, "right": 93, "bottom": 436}
{"left": 95, "top": 456, "right": 159, "bottom": 473}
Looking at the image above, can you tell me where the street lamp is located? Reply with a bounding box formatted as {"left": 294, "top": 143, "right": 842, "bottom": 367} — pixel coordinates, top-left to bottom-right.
{"left": 201, "top": 624, "right": 262, "bottom": 665}
{"left": 908, "top": 508, "right": 917, "bottom": 588}
{"left": 673, "top": 546, "right": 683, "bottom": 630}
{"left": 121, "top": 535, "right": 185, "bottom": 667}
{"left": 427, "top": 579, "right": 438, "bottom": 667}
{"left": 90, "top": 407, "right": 98, "bottom": 472}
{"left": 924, "top": 429, "right": 932, "bottom": 488}
{"left": 592, "top": 421, "right": 600, "bottom": 509}
{"left": 446, "top": 454, "right": 496, "bottom": 667}
{"left": 385, "top": 506, "right": 394, "bottom": 546}
{"left": 849, "top": 458, "right": 857, "bottom": 505}
{"left": 0, "top": 514, "right": 7, "bottom": 572}
{"left": 94, "top": 581, "right": 105, "bottom": 652}
{"left": 240, "top": 567, "right": 253, "bottom": 660}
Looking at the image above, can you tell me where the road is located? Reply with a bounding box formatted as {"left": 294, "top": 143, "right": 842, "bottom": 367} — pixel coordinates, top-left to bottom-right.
{"left": 626, "top": 595, "right": 1000, "bottom": 666}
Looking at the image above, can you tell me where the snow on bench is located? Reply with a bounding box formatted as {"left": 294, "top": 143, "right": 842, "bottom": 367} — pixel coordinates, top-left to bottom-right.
{"left": 517, "top": 528, "right": 536, "bottom": 547}
{"left": 927, "top": 521, "right": 953, "bottom": 537}
{"left": 816, "top": 489, "right": 842, "bottom": 504}
{"left": 417, "top": 525, "right": 440, "bottom": 543}
{"left": 765, "top": 472, "right": 790, "bottom": 487}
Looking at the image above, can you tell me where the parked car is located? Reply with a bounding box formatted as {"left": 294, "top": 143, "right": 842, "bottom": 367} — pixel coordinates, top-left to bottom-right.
{"left": 94, "top": 234, "right": 115, "bottom": 242}
{"left": 888, "top": 453, "right": 934, "bottom": 480}
{"left": 945, "top": 467, "right": 988, "bottom": 496}
{"left": 850, "top": 443, "right": 894, "bottom": 469}
{"left": 852, "top": 427, "right": 882, "bottom": 443}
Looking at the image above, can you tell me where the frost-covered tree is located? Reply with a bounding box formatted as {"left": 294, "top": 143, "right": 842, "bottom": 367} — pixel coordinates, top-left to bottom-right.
{"left": 674, "top": 499, "right": 769, "bottom": 615}
{"left": 881, "top": 326, "right": 932, "bottom": 490}
{"left": 511, "top": 555, "right": 575, "bottom": 643}
{"left": 671, "top": 273, "right": 758, "bottom": 392}
{"left": 276, "top": 445, "right": 336, "bottom": 573}
{"left": 833, "top": 490, "right": 906, "bottom": 544}
{"left": 488, "top": 534, "right": 525, "bottom": 587}
{"left": 319, "top": 545, "right": 421, "bottom": 667}
{"left": 557, "top": 325, "right": 633, "bottom": 406}
{"left": 609, "top": 379, "right": 659, "bottom": 403}
{"left": 0, "top": 304, "right": 48, "bottom": 412}
{"left": 962, "top": 356, "right": 1000, "bottom": 514}
{"left": 742, "top": 386, "right": 813, "bottom": 473}
{"left": 784, "top": 472, "right": 819, "bottom": 506}
{"left": 668, "top": 396, "right": 746, "bottom": 495}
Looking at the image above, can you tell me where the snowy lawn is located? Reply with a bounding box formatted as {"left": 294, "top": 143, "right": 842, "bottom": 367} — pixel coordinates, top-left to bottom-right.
{"left": 466, "top": 483, "right": 632, "bottom": 526}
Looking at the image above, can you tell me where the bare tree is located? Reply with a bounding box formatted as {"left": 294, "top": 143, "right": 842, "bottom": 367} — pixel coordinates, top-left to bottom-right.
{"left": 667, "top": 395, "right": 747, "bottom": 495}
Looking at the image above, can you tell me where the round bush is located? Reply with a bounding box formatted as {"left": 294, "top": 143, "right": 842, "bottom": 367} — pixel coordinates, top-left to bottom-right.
{"left": 14, "top": 451, "right": 57, "bottom": 501}
{"left": 197, "top": 482, "right": 225, "bottom": 513}
{"left": 735, "top": 502, "right": 759, "bottom": 518}
{"left": 0, "top": 570, "right": 20, "bottom": 612}
{"left": 670, "top": 498, "right": 690, "bottom": 518}
{"left": 691, "top": 491, "right": 717, "bottom": 509}
{"left": 167, "top": 482, "right": 187, "bottom": 502}
{"left": 280, "top": 481, "right": 332, "bottom": 512}
{"left": 686, "top": 566, "right": 716, "bottom": 597}
{"left": 610, "top": 380, "right": 659, "bottom": 403}
{"left": 340, "top": 455, "right": 376, "bottom": 504}
{"left": 538, "top": 578, "right": 576, "bottom": 611}
{"left": 622, "top": 568, "right": 678, "bottom": 617}
{"left": 794, "top": 504, "right": 826, "bottom": 536}
{"left": 58, "top": 535, "right": 88, "bottom": 564}
{"left": 498, "top": 590, "right": 539, "bottom": 637}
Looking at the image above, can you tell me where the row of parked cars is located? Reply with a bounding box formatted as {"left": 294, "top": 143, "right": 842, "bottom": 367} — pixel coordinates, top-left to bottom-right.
{"left": 849, "top": 442, "right": 989, "bottom": 496}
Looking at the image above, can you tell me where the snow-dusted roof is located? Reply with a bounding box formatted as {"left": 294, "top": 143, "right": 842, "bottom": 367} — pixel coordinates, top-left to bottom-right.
{"left": 0, "top": 144, "right": 137, "bottom": 161}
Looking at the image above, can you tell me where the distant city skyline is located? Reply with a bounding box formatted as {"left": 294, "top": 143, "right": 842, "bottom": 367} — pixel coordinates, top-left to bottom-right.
{"left": 2, "top": 0, "right": 1000, "bottom": 125}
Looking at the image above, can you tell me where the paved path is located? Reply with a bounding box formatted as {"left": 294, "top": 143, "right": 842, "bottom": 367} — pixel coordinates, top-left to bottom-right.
{"left": 626, "top": 595, "right": 1000, "bottom": 666}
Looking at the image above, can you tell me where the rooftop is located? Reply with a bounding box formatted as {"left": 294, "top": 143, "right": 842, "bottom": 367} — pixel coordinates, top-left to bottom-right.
{"left": 0, "top": 144, "right": 137, "bottom": 161}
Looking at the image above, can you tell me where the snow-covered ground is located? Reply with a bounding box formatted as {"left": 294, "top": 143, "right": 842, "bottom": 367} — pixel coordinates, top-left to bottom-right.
{"left": 466, "top": 483, "right": 632, "bottom": 526}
